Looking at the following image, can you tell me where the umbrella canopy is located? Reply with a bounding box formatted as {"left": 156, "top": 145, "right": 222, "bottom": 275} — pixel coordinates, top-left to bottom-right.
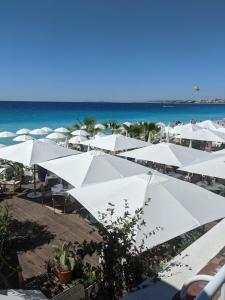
{"left": 54, "top": 127, "right": 70, "bottom": 133}
{"left": 173, "top": 123, "right": 201, "bottom": 135}
{"left": 179, "top": 153, "right": 225, "bottom": 179}
{"left": 95, "top": 132, "right": 107, "bottom": 138}
{"left": 16, "top": 128, "right": 30, "bottom": 135}
{"left": 197, "top": 120, "right": 222, "bottom": 131}
{"left": 30, "top": 128, "right": 48, "bottom": 135}
{"left": 81, "top": 134, "right": 150, "bottom": 152}
{"left": 38, "top": 138, "right": 56, "bottom": 144}
{"left": 13, "top": 135, "right": 34, "bottom": 142}
{"left": 123, "top": 122, "right": 132, "bottom": 127}
{"left": 0, "top": 140, "right": 79, "bottom": 167}
{"left": 0, "top": 131, "right": 17, "bottom": 138}
{"left": 120, "top": 142, "right": 211, "bottom": 167}
{"left": 69, "top": 172, "right": 225, "bottom": 249}
{"left": 41, "top": 127, "right": 53, "bottom": 133}
{"left": 94, "top": 124, "right": 105, "bottom": 130}
{"left": 39, "top": 150, "right": 149, "bottom": 188}
{"left": 46, "top": 132, "right": 66, "bottom": 140}
{"left": 177, "top": 128, "right": 225, "bottom": 143}
{"left": 69, "top": 136, "right": 88, "bottom": 144}
{"left": 71, "top": 129, "right": 89, "bottom": 137}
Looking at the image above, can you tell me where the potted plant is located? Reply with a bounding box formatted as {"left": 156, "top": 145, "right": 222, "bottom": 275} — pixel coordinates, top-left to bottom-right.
{"left": 52, "top": 241, "right": 77, "bottom": 284}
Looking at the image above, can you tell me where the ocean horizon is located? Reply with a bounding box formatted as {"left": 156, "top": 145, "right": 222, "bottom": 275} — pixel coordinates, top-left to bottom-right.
{"left": 1, "top": 101, "right": 225, "bottom": 135}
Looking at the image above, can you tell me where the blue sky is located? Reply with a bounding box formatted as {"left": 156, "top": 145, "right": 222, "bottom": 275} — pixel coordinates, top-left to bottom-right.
{"left": 0, "top": 0, "right": 225, "bottom": 102}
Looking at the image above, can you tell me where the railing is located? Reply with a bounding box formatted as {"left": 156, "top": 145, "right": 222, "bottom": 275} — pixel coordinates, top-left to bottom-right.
{"left": 180, "top": 264, "right": 225, "bottom": 300}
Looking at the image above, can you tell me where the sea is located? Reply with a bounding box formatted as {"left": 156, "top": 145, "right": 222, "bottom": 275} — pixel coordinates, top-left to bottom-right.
{"left": 1, "top": 101, "right": 225, "bottom": 144}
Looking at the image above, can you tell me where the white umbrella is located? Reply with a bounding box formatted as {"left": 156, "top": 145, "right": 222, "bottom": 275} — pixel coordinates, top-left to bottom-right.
{"left": 0, "top": 140, "right": 79, "bottom": 197}
{"left": 38, "top": 138, "right": 56, "bottom": 144}
{"left": 81, "top": 134, "right": 150, "bottom": 152}
{"left": 71, "top": 129, "right": 89, "bottom": 137}
{"left": 173, "top": 123, "right": 201, "bottom": 135}
{"left": 94, "top": 124, "right": 105, "bottom": 130}
{"left": 95, "top": 132, "right": 106, "bottom": 138}
{"left": 13, "top": 135, "right": 34, "bottom": 142}
{"left": 81, "top": 125, "right": 87, "bottom": 129}
{"left": 197, "top": 120, "right": 222, "bottom": 131}
{"left": 123, "top": 122, "right": 132, "bottom": 127}
{"left": 30, "top": 128, "right": 48, "bottom": 135}
{"left": 16, "top": 128, "right": 30, "bottom": 135}
{"left": 0, "top": 131, "right": 17, "bottom": 138}
{"left": 69, "top": 172, "right": 225, "bottom": 249}
{"left": 177, "top": 128, "right": 225, "bottom": 143}
{"left": 46, "top": 132, "right": 66, "bottom": 140}
{"left": 39, "top": 150, "right": 149, "bottom": 188}
{"left": 68, "top": 136, "right": 88, "bottom": 145}
{"left": 120, "top": 142, "right": 211, "bottom": 167}
{"left": 54, "top": 127, "right": 70, "bottom": 133}
{"left": 179, "top": 153, "right": 225, "bottom": 179}
{"left": 41, "top": 127, "right": 53, "bottom": 133}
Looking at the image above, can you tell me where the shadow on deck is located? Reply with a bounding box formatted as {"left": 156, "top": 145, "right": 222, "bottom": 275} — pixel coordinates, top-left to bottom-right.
{"left": 0, "top": 189, "right": 100, "bottom": 283}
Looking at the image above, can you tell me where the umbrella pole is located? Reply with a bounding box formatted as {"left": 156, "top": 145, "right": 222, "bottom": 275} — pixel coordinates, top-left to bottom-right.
{"left": 27, "top": 165, "right": 41, "bottom": 199}
{"left": 33, "top": 165, "right": 36, "bottom": 195}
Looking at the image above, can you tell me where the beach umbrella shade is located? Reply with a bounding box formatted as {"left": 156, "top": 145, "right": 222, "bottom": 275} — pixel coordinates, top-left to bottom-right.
{"left": 123, "top": 122, "right": 132, "bottom": 127}
{"left": 196, "top": 120, "right": 222, "bottom": 131}
{"left": 71, "top": 129, "right": 89, "bottom": 137}
{"left": 54, "top": 127, "right": 70, "bottom": 133}
{"left": 177, "top": 128, "right": 225, "bottom": 143}
{"left": 173, "top": 123, "right": 201, "bottom": 135}
{"left": 30, "top": 128, "right": 48, "bottom": 135}
{"left": 41, "top": 127, "right": 53, "bottom": 133}
{"left": 95, "top": 132, "right": 107, "bottom": 138}
{"left": 0, "top": 131, "right": 17, "bottom": 138}
{"left": 13, "top": 135, "right": 34, "bottom": 142}
{"left": 16, "top": 128, "right": 30, "bottom": 135}
{"left": 179, "top": 152, "right": 225, "bottom": 179}
{"left": 94, "top": 124, "right": 105, "bottom": 130}
{"left": 38, "top": 138, "right": 56, "bottom": 144}
{"left": 46, "top": 132, "right": 66, "bottom": 140}
{"left": 81, "top": 134, "right": 150, "bottom": 152}
{"left": 69, "top": 172, "right": 225, "bottom": 249}
{"left": 0, "top": 140, "right": 79, "bottom": 197}
{"left": 120, "top": 142, "right": 211, "bottom": 167}
{"left": 69, "top": 136, "right": 88, "bottom": 145}
{"left": 39, "top": 150, "right": 150, "bottom": 188}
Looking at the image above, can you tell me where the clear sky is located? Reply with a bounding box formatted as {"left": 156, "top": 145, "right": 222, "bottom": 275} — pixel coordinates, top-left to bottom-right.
{"left": 0, "top": 0, "right": 225, "bottom": 102}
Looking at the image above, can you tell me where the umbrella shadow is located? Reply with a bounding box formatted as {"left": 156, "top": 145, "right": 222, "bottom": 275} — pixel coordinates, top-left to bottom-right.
{"left": 10, "top": 219, "right": 55, "bottom": 252}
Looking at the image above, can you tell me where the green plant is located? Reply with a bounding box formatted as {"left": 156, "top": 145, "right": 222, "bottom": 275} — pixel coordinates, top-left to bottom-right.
{"left": 76, "top": 199, "right": 160, "bottom": 300}
{"left": 0, "top": 204, "right": 12, "bottom": 255}
{"left": 83, "top": 117, "right": 96, "bottom": 133}
{"left": 52, "top": 242, "right": 78, "bottom": 272}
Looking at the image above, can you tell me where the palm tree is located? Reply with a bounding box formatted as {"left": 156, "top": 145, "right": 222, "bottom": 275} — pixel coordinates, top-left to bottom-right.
{"left": 142, "top": 122, "right": 159, "bottom": 142}
{"left": 83, "top": 117, "right": 96, "bottom": 134}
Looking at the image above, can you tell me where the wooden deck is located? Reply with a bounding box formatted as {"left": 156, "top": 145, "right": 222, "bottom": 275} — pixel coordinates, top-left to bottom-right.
{"left": 0, "top": 187, "right": 100, "bottom": 282}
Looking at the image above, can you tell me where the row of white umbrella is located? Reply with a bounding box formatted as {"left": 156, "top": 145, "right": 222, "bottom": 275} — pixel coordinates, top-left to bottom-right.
{"left": 165, "top": 120, "right": 225, "bottom": 143}
{"left": 1, "top": 140, "right": 225, "bottom": 249}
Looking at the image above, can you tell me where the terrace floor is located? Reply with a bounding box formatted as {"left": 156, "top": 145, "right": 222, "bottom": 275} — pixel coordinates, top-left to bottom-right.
{"left": 0, "top": 185, "right": 100, "bottom": 283}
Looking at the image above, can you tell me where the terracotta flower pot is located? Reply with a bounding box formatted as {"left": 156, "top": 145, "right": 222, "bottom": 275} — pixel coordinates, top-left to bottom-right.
{"left": 57, "top": 269, "right": 73, "bottom": 284}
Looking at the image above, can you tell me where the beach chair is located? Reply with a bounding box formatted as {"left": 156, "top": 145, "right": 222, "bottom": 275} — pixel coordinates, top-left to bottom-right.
{"left": 52, "top": 194, "right": 67, "bottom": 214}
{"left": 40, "top": 184, "right": 52, "bottom": 206}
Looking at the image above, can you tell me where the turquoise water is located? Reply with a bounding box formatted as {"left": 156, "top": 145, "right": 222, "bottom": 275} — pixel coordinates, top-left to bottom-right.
{"left": 1, "top": 101, "right": 225, "bottom": 144}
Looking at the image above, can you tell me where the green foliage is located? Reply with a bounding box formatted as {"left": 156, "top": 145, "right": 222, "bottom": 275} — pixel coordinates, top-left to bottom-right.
{"left": 76, "top": 199, "right": 159, "bottom": 300}
{"left": 83, "top": 117, "right": 96, "bottom": 132}
{"left": 0, "top": 204, "right": 12, "bottom": 255}
{"left": 52, "top": 241, "right": 78, "bottom": 272}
